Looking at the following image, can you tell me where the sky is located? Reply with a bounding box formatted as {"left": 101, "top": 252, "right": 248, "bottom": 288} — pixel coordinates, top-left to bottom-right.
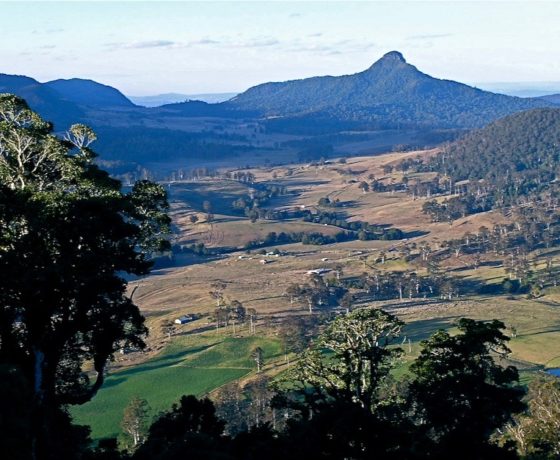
{"left": 2, "top": 1, "right": 560, "bottom": 96}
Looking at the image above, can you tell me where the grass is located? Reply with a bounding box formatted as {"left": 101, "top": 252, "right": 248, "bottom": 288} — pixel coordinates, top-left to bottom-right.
{"left": 72, "top": 333, "right": 282, "bottom": 440}
{"left": 391, "top": 295, "right": 560, "bottom": 371}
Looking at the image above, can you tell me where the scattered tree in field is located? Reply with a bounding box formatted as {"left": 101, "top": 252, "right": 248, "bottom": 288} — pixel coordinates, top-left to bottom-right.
{"left": 247, "top": 307, "right": 257, "bottom": 334}
{"left": 209, "top": 280, "right": 227, "bottom": 306}
{"left": 202, "top": 200, "right": 213, "bottom": 222}
{"left": 252, "top": 347, "right": 264, "bottom": 372}
{"left": 189, "top": 214, "right": 199, "bottom": 224}
{"left": 121, "top": 397, "right": 151, "bottom": 448}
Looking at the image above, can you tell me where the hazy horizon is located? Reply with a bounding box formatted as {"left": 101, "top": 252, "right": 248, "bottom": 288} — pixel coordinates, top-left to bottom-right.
{"left": 3, "top": 1, "right": 560, "bottom": 96}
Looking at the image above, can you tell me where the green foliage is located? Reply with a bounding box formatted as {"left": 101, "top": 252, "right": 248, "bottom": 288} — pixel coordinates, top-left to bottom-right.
{"left": 506, "top": 375, "right": 560, "bottom": 459}
{"left": 0, "top": 95, "right": 170, "bottom": 457}
{"left": 283, "top": 309, "right": 403, "bottom": 410}
{"left": 121, "top": 397, "right": 150, "bottom": 448}
{"left": 417, "top": 108, "right": 560, "bottom": 217}
{"left": 409, "top": 319, "right": 525, "bottom": 457}
{"left": 133, "top": 395, "right": 226, "bottom": 460}
{"left": 431, "top": 108, "right": 560, "bottom": 185}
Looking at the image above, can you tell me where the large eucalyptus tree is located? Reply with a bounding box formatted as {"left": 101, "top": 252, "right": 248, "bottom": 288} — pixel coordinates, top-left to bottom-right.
{"left": 0, "top": 94, "right": 170, "bottom": 458}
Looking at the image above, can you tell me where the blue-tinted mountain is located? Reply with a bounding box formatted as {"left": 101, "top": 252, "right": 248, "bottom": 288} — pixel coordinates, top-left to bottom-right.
{"left": 45, "top": 78, "right": 136, "bottom": 108}
{"left": 225, "top": 51, "right": 551, "bottom": 130}
{"left": 130, "top": 92, "right": 237, "bottom": 107}
{"left": 539, "top": 94, "right": 560, "bottom": 105}
{"left": 0, "top": 74, "right": 84, "bottom": 129}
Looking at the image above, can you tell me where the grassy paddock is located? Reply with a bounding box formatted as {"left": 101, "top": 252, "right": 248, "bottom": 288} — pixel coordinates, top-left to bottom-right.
{"left": 72, "top": 333, "right": 282, "bottom": 440}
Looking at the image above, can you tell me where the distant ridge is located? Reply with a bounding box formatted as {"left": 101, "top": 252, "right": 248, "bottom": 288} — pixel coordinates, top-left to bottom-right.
{"left": 130, "top": 92, "right": 237, "bottom": 107}
{"left": 45, "top": 78, "right": 136, "bottom": 108}
{"left": 0, "top": 74, "right": 84, "bottom": 129}
{"left": 539, "top": 94, "right": 560, "bottom": 105}
{"left": 225, "top": 51, "right": 551, "bottom": 129}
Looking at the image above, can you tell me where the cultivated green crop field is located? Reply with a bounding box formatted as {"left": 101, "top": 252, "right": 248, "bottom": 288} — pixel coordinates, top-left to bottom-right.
{"left": 72, "top": 334, "right": 282, "bottom": 440}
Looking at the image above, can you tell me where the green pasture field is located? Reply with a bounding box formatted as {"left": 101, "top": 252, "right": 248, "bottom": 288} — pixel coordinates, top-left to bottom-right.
{"left": 72, "top": 333, "right": 282, "bottom": 440}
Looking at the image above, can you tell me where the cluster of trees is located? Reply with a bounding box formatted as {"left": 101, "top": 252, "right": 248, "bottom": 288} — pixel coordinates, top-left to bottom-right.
{"left": 440, "top": 207, "right": 560, "bottom": 258}
{"left": 285, "top": 274, "right": 348, "bottom": 313}
{"left": 213, "top": 376, "right": 278, "bottom": 435}
{"left": 231, "top": 184, "right": 289, "bottom": 222}
{"left": 166, "top": 166, "right": 220, "bottom": 181}
{"left": 506, "top": 375, "right": 560, "bottom": 458}
{"left": 223, "top": 170, "right": 256, "bottom": 183}
{"left": 422, "top": 194, "right": 494, "bottom": 222}
{"left": 340, "top": 269, "right": 460, "bottom": 301}
{"left": 172, "top": 242, "right": 215, "bottom": 256}
{"left": 301, "top": 210, "right": 404, "bottom": 240}
{"left": 243, "top": 230, "right": 350, "bottom": 249}
{"left": 317, "top": 196, "right": 342, "bottom": 207}
{"left": 214, "top": 301, "right": 258, "bottom": 334}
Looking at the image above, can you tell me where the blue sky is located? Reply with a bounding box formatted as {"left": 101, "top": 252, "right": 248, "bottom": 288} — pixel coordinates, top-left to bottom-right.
{"left": 2, "top": 1, "right": 560, "bottom": 95}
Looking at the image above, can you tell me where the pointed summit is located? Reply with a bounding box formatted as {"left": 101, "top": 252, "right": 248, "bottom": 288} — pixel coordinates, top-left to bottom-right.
{"left": 366, "top": 51, "right": 408, "bottom": 72}
{"left": 228, "top": 50, "right": 551, "bottom": 129}
{"left": 380, "top": 51, "right": 406, "bottom": 63}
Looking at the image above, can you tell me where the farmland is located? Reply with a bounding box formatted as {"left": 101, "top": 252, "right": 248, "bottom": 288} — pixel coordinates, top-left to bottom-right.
{"left": 77, "top": 147, "right": 560, "bottom": 440}
{"left": 73, "top": 333, "right": 282, "bottom": 440}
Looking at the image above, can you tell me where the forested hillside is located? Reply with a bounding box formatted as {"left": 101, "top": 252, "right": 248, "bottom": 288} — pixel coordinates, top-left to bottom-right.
{"left": 539, "top": 94, "right": 560, "bottom": 105}
{"left": 399, "top": 108, "right": 560, "bottom": 229}
{"left": 428, "top": 108, "right": 560, "bottom": 185}
{"left": 226, "top": 51, "right": 550, "bottom": 130}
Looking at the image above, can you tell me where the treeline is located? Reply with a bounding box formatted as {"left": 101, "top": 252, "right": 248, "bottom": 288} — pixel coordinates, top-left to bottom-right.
{"left": 243, "top": 231, "right": 351, "bottom": 249}
{"left": 422, "top": 194, "right": 494, "bottom": 222}
{"left": 285, "top": 274, "right": 348, "bottom": 313}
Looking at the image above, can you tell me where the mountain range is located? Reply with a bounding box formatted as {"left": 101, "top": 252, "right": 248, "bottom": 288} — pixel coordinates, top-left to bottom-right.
{"left": 222, "top": 51, "right": 552, "bottom": 130}
{"left": 0, "top": 74, "right": 135, "bottom": 129}
{"left": 45, "top": 78, "right": 135, "bottom": 108}
{"left": 2, "top": 52, "right": 558, "bottom": 132}
{"left": 2, "top": 51, "right": 560, "bottom": 169}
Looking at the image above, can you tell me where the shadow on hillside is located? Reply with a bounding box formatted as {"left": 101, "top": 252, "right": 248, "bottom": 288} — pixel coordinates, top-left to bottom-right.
{"left": 106, "top": 344, "right": 220, "bottom": 386}
{"left": 402, "top": 316, "right": 459, "bottom": 342}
